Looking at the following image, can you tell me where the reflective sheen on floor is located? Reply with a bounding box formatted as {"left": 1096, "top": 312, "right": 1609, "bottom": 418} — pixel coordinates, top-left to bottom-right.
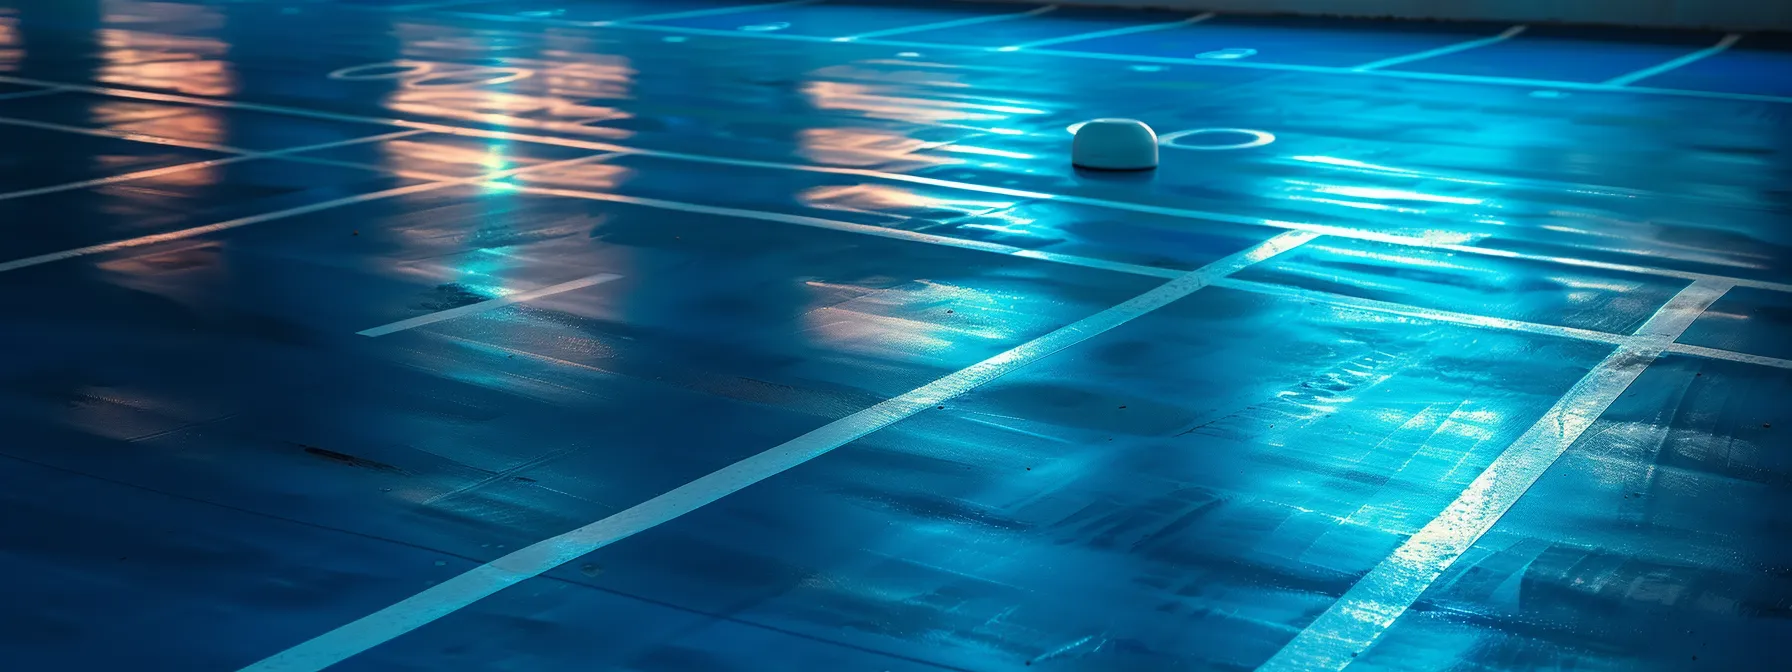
{"left": 0, "top": 1, "right": 1789, "bottom": 671}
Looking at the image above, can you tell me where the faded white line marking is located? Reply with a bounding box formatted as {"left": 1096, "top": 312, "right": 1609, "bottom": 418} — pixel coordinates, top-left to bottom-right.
{"left": 599, "top": 0, "right": 823, "bottom": 26}
{"left": 358, "top": 273, "right": 622, "bottom": 337}
{"left": 1604, "top": 33, "right": 1742, "bottom": 87}
{"left": 0, "top": 91, "right": 1783, "bottom": 295}
{"left": 238, "top": 230, "right": 1318, "bottom": 672}
{"left": 834, "top": 5, "right": 1055, "bottom": 42}
{"left": 1258, "top": 279, "right": 1733, "bottom": 672}
{"left": 1353, "top": 25, "right": 1527, "bottom": 71}
{"left": 0, "top": 129, "right": 425, "bottom": 203}
{"left": 997, "top": 12, "right": 1213, "bottom": 51}
{"left": 0, "top": 152, "right": 623, "bottom": 274}
{"left": 1666, "top": 342, "right": 1792, "bottom": 370}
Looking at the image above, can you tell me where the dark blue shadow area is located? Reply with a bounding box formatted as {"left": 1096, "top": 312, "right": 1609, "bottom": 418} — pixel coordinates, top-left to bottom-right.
{"left": 1678, "top": 287, "right": 1792, "bottom": 361}
{"left": 363, "top": 285, "right": 1612, "bottom": 671}
{"left": 1046, "top": 15, "right": 1505, "bottom": 68}
{"left": 641, "top": 0, "right": 1043, "bottom": 38}
{"left": 1633, "top": 35, "right": 1792, "bottom": 97}
{"left": 1360, "top": 355, "right": 1792, "bottom": 671}
{"left": 1388, "top": 26, "right": 1726, "bottom": 83}
{"left": 0, "top": 448, "right": 475, "bottom": 672}
{"left": 893, "top": 6, "right": 1198, "bottom": 48}
{"left": 0, "top": 180, "right": 1157, "bottom": 668}
{"left": 0, "top": 122, "right": 222, "bottom": 192}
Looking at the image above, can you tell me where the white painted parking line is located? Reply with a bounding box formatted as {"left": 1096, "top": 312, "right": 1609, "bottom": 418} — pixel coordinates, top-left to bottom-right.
{"left": 0, "top": 152, "right": 623, "bottom": 274}
{"left": 1352, "top": 25, "right": 1527, "bottom": 71}
{"left": 598, "top": 0, "right": 823, "bottom": 26}
{"left": 1258, "top": 278, "right": 1733, "bottom": 672}
{"left": 407, "top": 9, "right": 1792, "bottom": 107}
{"left": 1666, "top": 342, "right": 1792, "bottom": 370}
{"left": 239, "top": 229, "right": 1317, "bottom": 672}
{"left": 0, "top": 129, "right": 426, "bottom": 203}
{"left": 996, "top": 12, "right": 1213, "bottom": 51}
{"left": 0, "top": 80, "right": 1786, "bottom": 297}
{"left": 1604, "top": 33, "right": 1742, "bottom": 87}
{"left": 375, "top": 0, "right": 499, "bottom": 12}
{"left": 833, "top": 5, "right": 1055, "bottom": 42}
{"left": 357, "top": 273, "right": 622, "bottom": 337}
{"left": 0, "top": 86, "right": 67, "bottom": 101}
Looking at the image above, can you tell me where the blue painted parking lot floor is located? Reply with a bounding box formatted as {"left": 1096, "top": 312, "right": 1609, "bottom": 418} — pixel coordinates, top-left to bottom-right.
{"left": 2, "top": 0, "right": 1790, "bottom": 670}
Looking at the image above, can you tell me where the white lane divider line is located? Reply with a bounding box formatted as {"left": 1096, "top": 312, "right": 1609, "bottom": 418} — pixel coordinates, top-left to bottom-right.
{"left": 0, "top": 85, "right": 68, "bottom": 101}
{"left": 357, "top": 273, "right": 622, "bottom": 337}
{"left": 996, "top": 11, "right": 1213, "bottom": 52}
{"left": 1603, "top": 33, "right": 1742, "bottom": 87}
{"left": 833, "top": 5, "right": 1056, "bottom": 42}
{"left": 236, "top": 230, "right": 1318, "bottom": 672}
{"left": 1257, "top": 278, "right": 1733, "bottom": 672}
{"left": 597, "top": 0, "right": 823, "bottom": 27}
{"left": 1352, "top": 24, "right": 1527, "bottom": 71}
{"left": 0, "top": 86, "right": 1786, "bottom": 296}
{"left": 0, "top": 151, "right": 624, "bottom": 274}
{"left": 0, "top": 129, "right": 426, "bottom": 203}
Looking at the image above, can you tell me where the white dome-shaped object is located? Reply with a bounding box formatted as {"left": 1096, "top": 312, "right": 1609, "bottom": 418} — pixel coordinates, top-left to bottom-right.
{"left": 1072, "top": 119, "right": 1158, "bottom": 171}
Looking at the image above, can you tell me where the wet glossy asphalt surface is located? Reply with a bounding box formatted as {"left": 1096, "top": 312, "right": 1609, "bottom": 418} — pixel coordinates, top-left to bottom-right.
{"left": 0, "top": 1, "right": 1790, "bottom": 671}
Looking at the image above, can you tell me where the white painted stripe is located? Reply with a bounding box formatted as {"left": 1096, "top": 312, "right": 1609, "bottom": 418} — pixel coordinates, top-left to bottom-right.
{"left": 237, "top": 230, "right": 1316, "bottom": 672}
{"left": 1258, "top": 278, "right": 1732, "bottom": 672}
{"left": 0, "top": 152, "right": 623, "bottom": 274}
{"left": 23, "top": 118, "right": 1769, "bottom": 378}
{"left": 1, "top": 81, "right": 1788, "bottom": 296}
{"left": 1603, "top": 33, "right": 1742, "bottom": 87}
{"left": 387, "top": 11, "right": 1792, "bottom": 107}
{"left": 0, "top": 129, "right": 425, "bottom": 202}
{"left": 376, "top": 0, "right": 499, "bottom": 12}
{"left": 1213, "top": 278, "right": 1626, "bottom": 345}
{"left": 998, "top": 12, "right": 1213, "bottom": 51}
{"left": 598, "top": 0, "right": 823, "bottom": 26}
{"left": 834, "top": 5, "right": 1055, "bottom": 42}
{"left": 0, "top": 86, "right": 66, "bottom": 101}
{"left": 1666, "top": 342, "right": 1792, "bottom": 370}
{"left": 0, "top": 114, "right": 258, "bottom": 153}
{"left": 358, "top": 273, "right": 621, "bottom": 337}
{"left": 1352, "top": 25, "right": 1527, "bottom": 71}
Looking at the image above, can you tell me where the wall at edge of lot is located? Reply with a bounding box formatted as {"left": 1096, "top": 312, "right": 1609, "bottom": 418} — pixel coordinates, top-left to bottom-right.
{"left": 953, "top": 0, "right": 1792, "bottom": 31}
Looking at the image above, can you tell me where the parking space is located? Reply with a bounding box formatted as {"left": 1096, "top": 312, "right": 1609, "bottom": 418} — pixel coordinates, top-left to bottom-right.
{"left": 633, "top": 0, "right": 1041, "bottom": 39}
{"left": 1354, "top": 354, "right": 1792, "bottom": 670}
{"left": 5, "top": 2, "right": 1792, "bottom": 671}
{"left": 349, "top": 283, "right": 1616, "bottom": 671}
{"left": 1385, "top": 26, "right": 1728, "bottom": 83}
{"left": 1678, "top": 287, "right": 1792, "bottom": 361}
{"left": 433, "top": 0, "right": 750, "bottom": 24}
{"left": 0, "top": 121, "right": 224, "bottom": 192}
{"left": 1038, "top": 15, "right": 1510, "bottom": 68}
{"left": 1231, "top": 237, "right": 1690, "bottom": 334}
{"left": 889, "top": 5, "right": 1199, "bottom": 49}
{"left": 0, "top": 166, "right": 1170, "bottom": 669}
{"left": 1628, "top": 34, "right": 1792, "bottom": 97}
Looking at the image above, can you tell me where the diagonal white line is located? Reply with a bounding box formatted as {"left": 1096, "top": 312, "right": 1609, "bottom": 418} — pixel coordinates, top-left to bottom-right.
{"left": 0, "top": 129, "right": 425, "bottom": 203}
{"left": 0, "top": 151, "right": 624, "bottom": 274}
{"left": 357, "top": 273, "right": 622, "bottom": 337}
{"left": 597, "top": 0, "right": 823, "bottom": 26}
{"left": 834, "top": 5, "right": 1055, "bottom": 42}
{"left": 1353, "top": 25, "right": 1527, "bottom": 71}
{"left": 1603, "top": 33, "right": 1742, "bottom": 87}
{"left": 997, "top": 11, "right": 1213, "bottom": 51}
{"left": 237, "top": 230, "right": 1318, "bottom": 672}
{"left": 1257, "top": 278, "right": 1733, "bottom": 672}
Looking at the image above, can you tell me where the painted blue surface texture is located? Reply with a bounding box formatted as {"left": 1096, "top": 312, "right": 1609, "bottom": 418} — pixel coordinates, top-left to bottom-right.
{"left": 0, "top": 1, "right": 1789, "bottom": 672}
